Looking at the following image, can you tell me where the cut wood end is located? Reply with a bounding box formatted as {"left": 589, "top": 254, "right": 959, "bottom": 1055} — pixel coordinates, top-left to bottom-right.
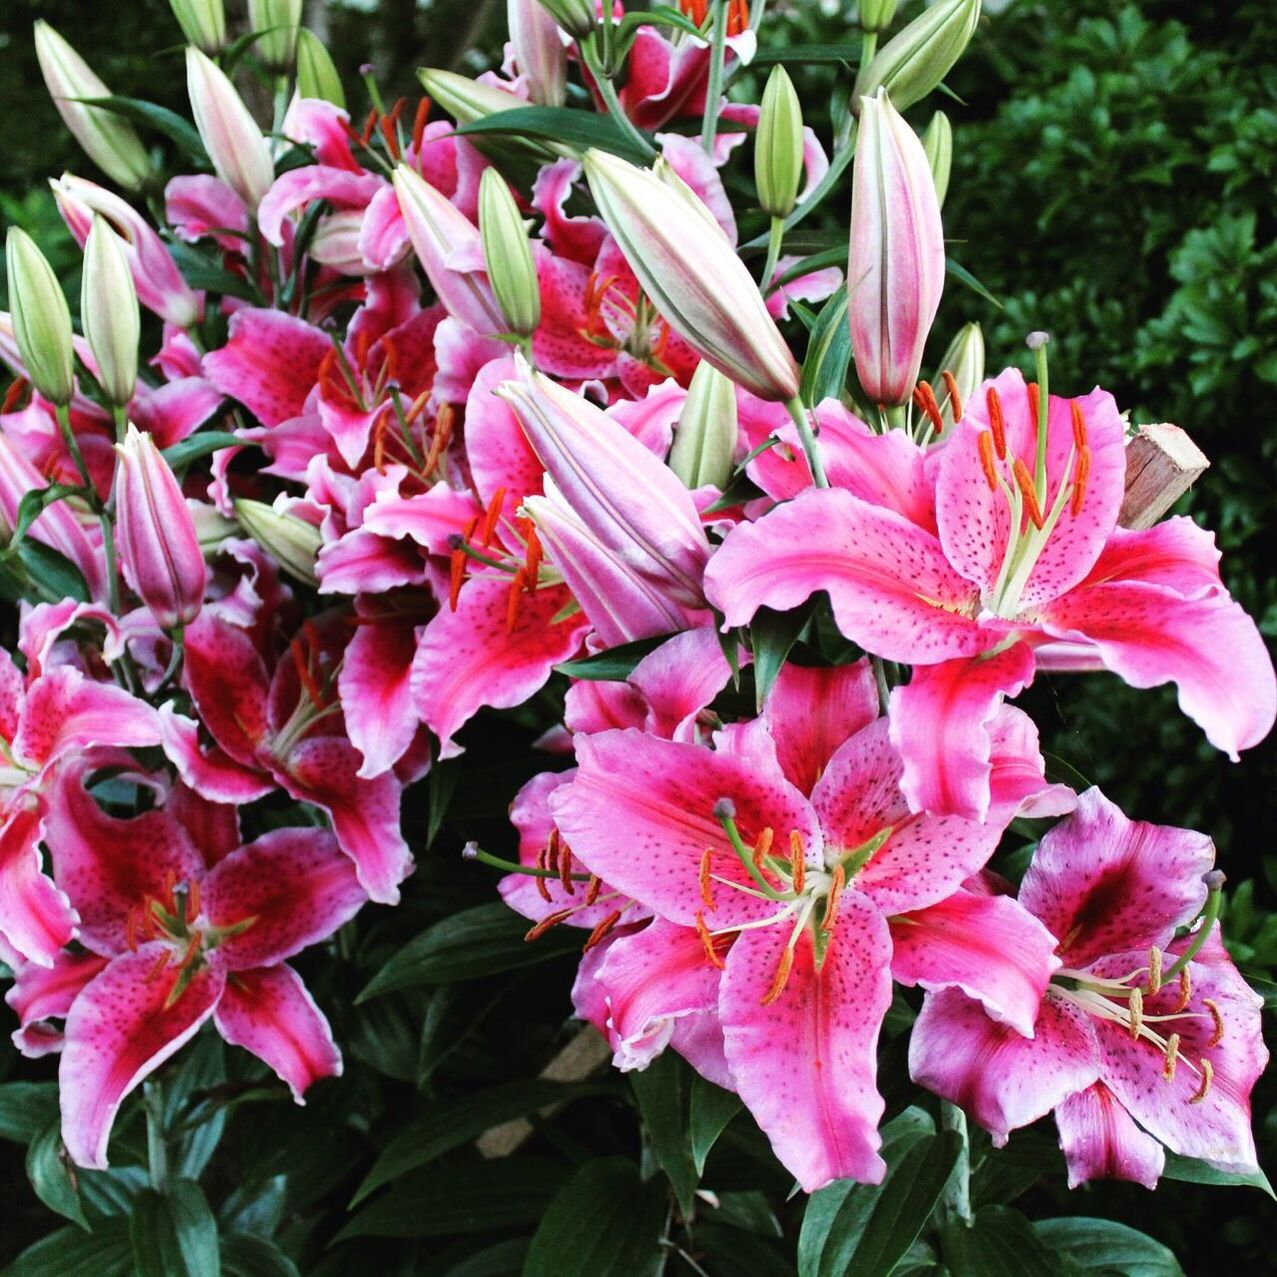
{"left": 1119, "top": 423, "right": 1210, "bottom": 530}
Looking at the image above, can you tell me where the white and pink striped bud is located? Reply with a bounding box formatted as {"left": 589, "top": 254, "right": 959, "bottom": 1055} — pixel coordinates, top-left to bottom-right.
{"left": 583, "top": 148, "right": 801, "bottom": 403}
{"left": 848, "top": 89, "right": 945, "bottom": 406}
{"left": 498, "top": 355, "right": 710, "bottom": 611}
{"left": 33, "top": 22, "right": 152, "bottom": 192}
{"left": 114, "top": 425, "right": 207, "bottom": 629}
{"left": 392, "top": 163, "right": 504, "bottom": 334}
{"left": 185, "top": 47, "right": 275, "bottom": 210}
{"left": 508, "top": 0, "right": 567, "bottom": 107}
{"left": 52, "top": 174, "right": 201, "bottom": 328}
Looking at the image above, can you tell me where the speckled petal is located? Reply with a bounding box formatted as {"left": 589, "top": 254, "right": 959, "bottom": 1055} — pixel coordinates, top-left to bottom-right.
{"left": 203, "top": 308, "right": 328, "bottom": 427}
{"left": 1055, "top": 1082, "right": 1164, "bottom": 1189}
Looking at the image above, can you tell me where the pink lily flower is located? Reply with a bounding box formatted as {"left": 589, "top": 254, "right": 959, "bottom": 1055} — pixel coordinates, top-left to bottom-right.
{"left": 911, "top": 788, "right": 1267, "bottom": 1188}
{"left": 162, "top": 614, "right": 413, "bottom": 904}
{"left": 705, "top": 368, "right": 1277, "bottom": 819}
{"left": 550, "top": 661, "right": 1061, "bottom": 1189}
{"left": 0, "top": 656, "right": 160, "bottom": 964}
{"left": 42, "top": 759, "right": 365, "bottom": 1168}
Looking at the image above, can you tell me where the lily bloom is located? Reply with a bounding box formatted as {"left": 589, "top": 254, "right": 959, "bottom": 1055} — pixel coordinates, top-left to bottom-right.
{"left": 705, "top": 368, "right": 1277, "bottom": 818}
{"left": 911, "top": 788, "right": 1267, "bottom": 1188}
{"left": 42, "top": 760, "right": 365, "bottom": 1168}
{"left": 161, "top": 614, "right": 413, "bottom": 904}
{"left": 549, "top": 661, "right": 1062, "bottom": 1190}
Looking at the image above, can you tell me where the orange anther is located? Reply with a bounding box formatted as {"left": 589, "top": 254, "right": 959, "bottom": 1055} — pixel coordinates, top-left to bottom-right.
{"left": 985, "top": 387, "right": 1007, "bottom": 459}
{"left": 506, "top": 568, "right": 527, "bottom": 632}
{"left": 525, "top": 908, "right": 573, "bottom": 941}
{"left": 1070, "top": 445, "right": 1091, "bottom": 517}
{"left": 291, "top": 637, "right": 324, "bottom": 708}
{"left": 1070, "top": 400, "right": 1088, "bottom": 451}
{"left": 585, "top": 875, "right": 602, "bottom": 906}
{"left": 145, "top": 948, "right": 172, "bottom": 982}
{"left": 555, "top": 833, "right": 575, "bottom": 897}
{"left": 696, "top": 911, "right": 725, "bottom": 969}
{"left": 821, "top": 864, "right": 846, "bottom": 935}
{"left": 1, "top": 377, "right": 29, "bottom": 414}
{"left": 940, "top": 369, "right": 963, "bottom": 423}
{"left": 1203, "top": 998, "right": 1224, "bottom": 1048}
{"left": 789, "top": 831, "right": 806, "bottom": 894}
{"left": 1172, "top": 967, "right": 1192, "bottom": 1013}
{"left": 379, "top": 114, "right": 400, "bottom": 161}
{"left": 360, "top": 107, "right": 378, "bottom": 146}
{"left": 534, "top": 840, "right": 553, "bottom": 903}
{"left": 448, "top": 548, "right": 467, "bottom": 611}
{"left": 1026, "top": 382, "right": 1041, "bottom": 434}
{"left": 479, "top": 488, "right": 506, "bottom": 549}
{"left": 977, "top": 431, "right": 999, "bottom": 491}
{"left": 1012, "top": 459, "right": 1046, "bottom": 529}
{"left": 699, "top": 847, "right": 716, "bottom": 911}
{"left": 186, "top": 879, "right": 201, "bottom": 922}
{"left": 125, "top": 909, "right": 139, "bottom": 953}
{"left": 1189, "top": 1057, "right": 1214, "bottom": 1104}
{"left": 524, "top": 527, "right": 543, "bottom": 590}
{"left": 1162, "top": 1032, "right": 1180, "bottom": 1080}
{"left": 583, "top": 909, "right": 623, "bottom": 952}
{"left": 912, "top": 380, "right": 944, "bottom": 434}
{"left": 761, "top": 943, "right": 795, "bottom": 1006}
{"left": 752, "top": 827, "right": 774, "bottom": 871}
{"left": 412, "top": 98, "right": 430, "bottom": 156}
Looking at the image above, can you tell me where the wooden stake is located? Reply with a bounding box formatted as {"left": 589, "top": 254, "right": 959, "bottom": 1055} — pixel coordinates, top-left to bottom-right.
{"left": 1119, "top": 424, "right": 1209, "bottom": 530}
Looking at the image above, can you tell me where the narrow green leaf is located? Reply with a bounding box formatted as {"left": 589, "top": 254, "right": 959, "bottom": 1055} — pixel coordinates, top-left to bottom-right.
{"left": 26, "top": 1121, "right": 89, "bottom": 1230}
{"left": 9, "top": 483, "right": 82, "bottom": 546}
{"left": 357, "top": 902, "right": 580, "bottom": 1000}
{"left": 523, "top": 1157, "right": 666, "bottom": 1277}
{"left": 1035, "top": 1217, "right": 1183, "bottom": 1277}
{"left": 946, "top": 257, "right": 1003, "bottom": 309}
{"left": 3, "top": 1221, "right": 132, "bottom": 1277}
{"left": 221, "top": 1234, "right": 301, "bottom": 1277}
{"left": 162, "top": 431, "right": 237, "bottom": 471}
{"left": 456, "top": 108, "right": 651, "bottom": 164}
{"left": 336, "top": 1157, "right": 566, "bottom": 1241}
{"left": 630, "top": 1053, "right": 699, "bottom": 1215}
{"left": 750, "top": 604, "right": 812, "bottom": 711}
{"left": 15, "top": 539, "right": 90, "bottom": 603}
{"left": 690, "top": 1074, "right": 743, "bottom": 1175}
{"left": 169, "top": 243, "right": 262, "bottom": 302}
{"left": 352, "top": 1078, "right": 613, "bottom": 1205}
{"left": 76, "top": 96, "right": 208, "bottom": 161}
{"left": 752, "top": 43, "right": 861, "bottom": 66}
{"left": 0, "top": 1081, "right": 58, "bottom": 1143}
{"left": 941, "top": 1206, "right": 1060, "bottom": 1277}
{"left": 555, "top": 634, "right": 672, "bottom": 681}
{"left": 799, "top": 286, "right": 852, "bottom": 406}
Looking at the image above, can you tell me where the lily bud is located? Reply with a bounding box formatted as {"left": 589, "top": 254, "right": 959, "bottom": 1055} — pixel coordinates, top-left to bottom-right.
{"left": 848, "top": 89, "right": 944, "bottom": 406}
{"left": 583, "top": 149, "right": 801, "bottom": 402}
{"left": 859, "top": 0, "right": 899, "bottom": 31}
{"left": 114, "top": 425, "right": 207, "bottom": 629}
{"left": 533, "top": 0, "right": 595, "bottom": 41}
{"left": 756, "top": 66, "right": 803, "bottom": 220}
{"left": 309, "top": 210, "right": 373, "bottom": 275}
{"left": 508, "top": 0, "right": 568, "bottom": 108}
{"left": 478, "top": 169, "right": 540, "bottom": 337}
{"left": 81, "top": 216, "right": 139, "bottom": 408}
{"left": 4, "top": 228, "right": 75, "bottom": 406}
{"left": 186, "top": 47, "right": 275, "bottom": 210}
{"left": 669, "top": 362, "right": 737, "bottom": 491}
{"left": 498, "top": 354, "right": 710, "bottom": 611}
{"left": 51, "top": 173, "right": 202, "bottom": 328}
{"left": 189, "top": 501, "right": 238, "bottom": 554}
{"left": 933, "top": 321, "right": 984, "bottom": 427}
{"left": 416, "top": 69, "right": 562, "bottom": 160}
{"left": 248, "top": 0, "right": 303, "bottom": 73}
{"left": 855, "top": 0, "right": 981, "bottom": 113}
{"left": 169, "top": 0, "right": 226, "bottom": 53}
{"left": 922, "top": 110, "right": 952, "bottom": 207}
{"left": 33, "top": 22, "right": 151, "bottom": 192}
{"left": 296, "top": 29, "right": 345, "bottom": 108}
{"left": 233, "top": 497, "right": 321, "bottom": 585}
{"left": 392, "top": 164, "right": 504, "bottom": 334}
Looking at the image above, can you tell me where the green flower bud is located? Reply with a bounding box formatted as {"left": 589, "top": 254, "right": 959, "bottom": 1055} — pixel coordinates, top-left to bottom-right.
{"left": 534, "top": 0, "right": 595, "bottom": 41}
{"left": 5, "top": 227, "right": 75, "bottom": 406}
{"left": 169, "top": 0, "right": 226, "bottom": 53}
{"left": 233, "top": 498, "right": 321, "bottom": 586}
{"left": 922, "top": 110, "right": 952, "bottom": 207}
{"left": 296, "top": 28, "right": 345, "bottom": 108}
{"left": 418, "top": 68, "right": 564, "bottom": 160}
{"left": 669, "top": 361, "right": 738, "bottom": 491}
{"left": 33, "top": 21, "right": 152, "bottom": 192}
{"left": 248, "top": 0, "right": 302, "bottom": 74}
{"left": 933, "top": 321, "right": 984, "bottom": 428}
{"left": 859, "top": 0, "right": 899, "bottom": 32}
{"left": 755, "top": 66, "right": 804, "bottom": 221}
{"left": 855, "top": 0, "right": 981, "bottom": 113}
{"left": 81, "top": 215, "right": 139, "bottom": 408}
{"left": 479, "top": 169, "right": 541, "bottom": 338}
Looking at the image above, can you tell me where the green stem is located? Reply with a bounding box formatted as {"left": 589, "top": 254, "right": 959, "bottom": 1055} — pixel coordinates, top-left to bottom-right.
{"left": 585, "top": 40, "right": 658, "bottom": 160}
{"left": 871, "top": 655, "right": 890, "bottom": 714}
{"left": 110, "top": 404, "right": 129, "bottom": 444}
{"left": 785, "top": 397, "right": 829, "bottom": 488}
{"left": 463, "top": 843, "right": 590, "bottom": 882}
{"left": 760, "top": 216, "right": 785, "bottom": 291}
{"left": 144, "top": 1079, "right": 168, "bottom": 1192}
{"left": 1031, "top": 336, "right": 1050, "bottom": 503}
{"left": 1162, "top": 873, "right": 1225, "bottom": 984}
{"left": 700, "top": 0, "right": 729, "bottom": 155}
{"left": 940, "top": 1101, "right": 973, "bottom": 1224}
{"left": 53, "top": 402, "right": 92, "bottom": 491}
{"left": 860, "top": 29, "right": 879, "bottom": 68}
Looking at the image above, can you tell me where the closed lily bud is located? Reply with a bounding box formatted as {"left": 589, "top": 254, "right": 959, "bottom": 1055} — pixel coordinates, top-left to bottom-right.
{"left": 416, "top": 69, "right": 562, "bottom": 160}
{"left": 922, "top": 111, "right": 953, "bottom": 207}
{"left": 296, "top": 28, "right": 345, "bottom": 108}
{"left": 856, "top": 0, "right": 981, "bottom": 113}
{"left": 478, "top": 169, "right": 540, "bottom": 337}
{"left": 170, "top": 0, "right": 226, "bottom": 53}
{"left": 670, "top": 362, "right": 738, "bottom": 491}
{"left": 186, "top": 47, "right": 275, "bottom": 210}
{"left": 859, "top": 0, "right": 899, "bottom": 31}
{"left": 933, "top": 321, "right": 984, "bottom": 427}
{"left": 81, "top": 216, "right": 139, "bottom": 408}
{"left": 33, "top": 22, "right": 151, "bottom": 192}
{"left": 392, "top": 164, "right": 504, "bottom": 334}
{"left": 848, "top": 90, "right": 945, "bottom": 406}
{"left": 248, "top": 0, "right": 303, "bottom": 73}
{"left": 51, "top": 173, "right": 201, "bottom": 328}
{"left": 309, "top": 209, "right": 373, "bottom": 275}
{"left": 498, "top": 354, "right": 710, "bottom": 610}
{"left": 756, "top": 66, "right": 804, "bottom": 220}
{"left": 233, "top": 497, "right": 321, "bottom": 585}
{"left": 534, "top": 0, "right": 595, "bottom": 41}
{"left": 584, "top": 149, "right": 801, "bottom": 403}
{"left": 114, "top": 425, "right": 207, "bottom": 629}
{"left": 5, "top": 228, "right": 75, "bottom": 406}
{"left": 509, "top": 0, "right": 567, "bottom": 107}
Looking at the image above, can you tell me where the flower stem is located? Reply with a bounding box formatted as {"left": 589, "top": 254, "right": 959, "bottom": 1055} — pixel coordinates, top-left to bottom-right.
{"left": 760, "top": 216, "right": 785, "bottom": 291}
{"left": 785, "top": 397, "right": 830, "bottom": 489}
{"left": 53, "top": 402, "right": 92, "bottom": 491}
{"left": 584, "top": 38, "right": 658, "bottom": 160}
{"left": 144, "top": 1079, "right": 168, "bottom": 1192}
{"left": 700, "top": 0, "right": 729, "bottom": 156}
{"left": 1162, "top": 872, "right": 1226, "bottom": 984}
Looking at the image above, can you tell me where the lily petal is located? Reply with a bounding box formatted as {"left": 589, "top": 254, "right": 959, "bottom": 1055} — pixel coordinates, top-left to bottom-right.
{"left": 1055, "top": 1082, "right": 1165, "bottom": 1190}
